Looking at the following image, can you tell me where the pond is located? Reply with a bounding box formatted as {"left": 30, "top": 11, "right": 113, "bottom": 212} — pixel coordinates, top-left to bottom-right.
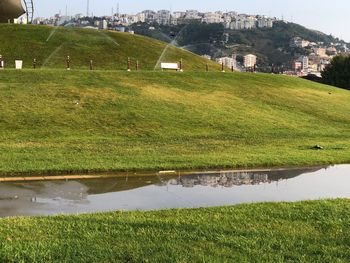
{"left": 0, "top": 165, "right": 349, "bottom": 217}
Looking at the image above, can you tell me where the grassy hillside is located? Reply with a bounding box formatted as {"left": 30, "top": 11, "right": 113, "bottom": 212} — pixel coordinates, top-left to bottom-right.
{"left": 0, "top": 70, "right": 349, "bottom": 175}
{"left": 0, "top": 200, "right": 349, "bottom": 262}
{"left": 0, "top": 24, "right": 219, "bottom": 70}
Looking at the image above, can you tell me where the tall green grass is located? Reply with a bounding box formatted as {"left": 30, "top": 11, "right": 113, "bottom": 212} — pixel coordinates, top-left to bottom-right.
{"left": 0, "top": 200, "right": 349, "bottom": 262}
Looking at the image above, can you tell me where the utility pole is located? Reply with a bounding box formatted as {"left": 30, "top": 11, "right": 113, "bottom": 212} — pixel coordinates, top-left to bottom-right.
{"left": 87, "top": 0, "right": 90, "bottom": 17}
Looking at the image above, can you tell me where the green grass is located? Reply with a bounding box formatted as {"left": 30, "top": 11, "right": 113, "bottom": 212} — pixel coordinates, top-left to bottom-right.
{"left": 0, "top": 24, "right": 219, "bottom": 70}
{"left": 0, "top": 69, "right": 349, "bottom": 175}
{"left": 0, "top": 199, "right": 349, "bottom": 262}
{"left": 1, "top": 25, "right": 348, "bottom": 175}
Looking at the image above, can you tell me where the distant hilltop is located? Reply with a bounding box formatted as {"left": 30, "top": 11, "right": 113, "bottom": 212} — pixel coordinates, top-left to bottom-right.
{"left": 32, "top": 9, "right": 276, "bottom": 30}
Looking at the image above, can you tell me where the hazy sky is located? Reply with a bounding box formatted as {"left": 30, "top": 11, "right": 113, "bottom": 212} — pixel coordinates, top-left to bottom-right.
{"left": 34, "top": 0, "right": 350, "bottom": 41}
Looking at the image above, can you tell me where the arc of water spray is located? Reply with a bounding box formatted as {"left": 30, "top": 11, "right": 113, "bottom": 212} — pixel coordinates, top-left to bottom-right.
{"left": 46, "top": 26, "right": 59, "bottom": 42}
{"left": 41, "top": 44, "right": 64, "bottom": 68}
{"left": 98, "top": 31, "right": 120, "bottom": 46}
{"left": 153, "top": 31, "right": 173, "bottom": 43}
{"left": 154, "top": 25, "right": 189, "bottom": 70}
{"left": 180, "top": 42, "right": 213, "bottom": 51}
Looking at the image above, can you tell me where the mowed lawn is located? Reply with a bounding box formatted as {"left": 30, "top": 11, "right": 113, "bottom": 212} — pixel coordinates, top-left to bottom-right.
{"left": 0, "top": 70, "right": 349, "bottom": 175}
{"left": 0, "top": 24, "right": 219, "bottom": 71}
{"left": 0, "top": 200, "right": 349, "bottom": 262}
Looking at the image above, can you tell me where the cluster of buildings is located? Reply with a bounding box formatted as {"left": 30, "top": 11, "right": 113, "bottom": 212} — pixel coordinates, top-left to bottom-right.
{"left": 133, "top": 10, "right": 276, "bottom": 30}
{"left": 212, "top": 54, "right": 257, "bottom": 71}
{"left": 290, "top": 37, "right": 348, "bottom": 76}
{"left": 168, "top": 172, "right": 271, "bottom": 188}
{"left": 33, "top": 9, "right": 275, "bottom": 31}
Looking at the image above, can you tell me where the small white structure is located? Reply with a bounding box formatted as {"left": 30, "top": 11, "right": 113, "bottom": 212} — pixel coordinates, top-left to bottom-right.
{"left": 15, "top": 60, "right": 23, "bottom": 69}
{"left": 0, "top": 55, "right": 4, "bottom": 69}
{"left": 161, "top": 63, "right": 179, "bottom": 71}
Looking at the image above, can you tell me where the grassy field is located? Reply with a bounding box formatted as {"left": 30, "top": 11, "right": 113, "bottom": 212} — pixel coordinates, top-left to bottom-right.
{"left": 0, "top": 25, "right": 349, "bottom": 263}
{"left": 0, "top": 199, "right": 348, "bottom": 262}
{"left": 0, "top": 24, "right": 219, "bottom": 70}
{"left": 0, "top": 70, "right": 349, "bottom": 175}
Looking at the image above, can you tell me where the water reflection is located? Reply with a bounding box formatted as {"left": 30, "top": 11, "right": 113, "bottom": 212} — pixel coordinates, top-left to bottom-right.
{"left": 173, "top": 172, "right": 272, "bottom": 188}
{"left": 169, "top": 168, "right": 320, "bottom": 188}
{"left": 0, "top": 165, "right": 349, "bottom": 217}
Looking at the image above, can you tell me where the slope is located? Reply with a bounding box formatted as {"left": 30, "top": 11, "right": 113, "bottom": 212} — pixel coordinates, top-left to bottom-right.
{"left": 0, "top": 24, "right": 218, "bottom": 70}
{"left": 0, "top": 70, "right": 349, "bottom": 175}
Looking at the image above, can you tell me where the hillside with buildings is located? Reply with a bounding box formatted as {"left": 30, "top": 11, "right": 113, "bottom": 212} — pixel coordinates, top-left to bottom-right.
{"left": 30, "top": 9, "right": 349, "bottom": 75}
{"left": 131, "top": 20, "right": 349, "bottom": 75}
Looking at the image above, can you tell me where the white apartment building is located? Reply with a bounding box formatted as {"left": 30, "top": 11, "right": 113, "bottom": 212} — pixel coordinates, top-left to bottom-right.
{"left": 257, "top": 16, "right": 274, "bottom": 28}
{"left": 244, "top": 17, "right": 256, "bottom": 29}
{"left": 173, "top": 11, "right": 185, "bottom": 19}
{"left": 156, "top": 10, "right": 171, "bottom": 25}
{"left": 230, "top": 15, "right": 257, "bottom": 30}
{"left": 133, "top": 12, "right": 146, "bottom": 23}
{"left": 141, "top": 10, "right": 157, "bottom": 23}
{"left": 216, "top": 56, "right": 237, "bottom": 68}
{"left": 202, "top": 12, "right": 223, "bottom": 24}
{"left": 298, "top": 55, "right": 309, "bottom": 72}
{"left": 100, "top": 19, "right": 108, "bottom": 29}
{"left": 185, "top": 10, "right": 201, "bottom": 20}
{"left": 313, "top": 47, "right": 327, "bottom": 57}
{"left": 290, "top": 37, "right": 310, "bottom": 48}
{"left": 243, "top": 54, "right": 257, "bottom": 68}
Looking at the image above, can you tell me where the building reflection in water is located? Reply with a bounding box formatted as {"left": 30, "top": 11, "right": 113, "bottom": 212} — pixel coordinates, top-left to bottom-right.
{"left": 168, "top": 172, "right": 271, "bottom": 188}
{"left": 1, "top": 165, "right": 347, "bottom": 217}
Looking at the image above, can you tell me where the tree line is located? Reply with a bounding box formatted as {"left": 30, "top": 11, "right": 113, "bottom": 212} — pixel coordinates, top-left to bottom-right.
{"left": 322, "top": 55, "right": 350, "bottom": 90}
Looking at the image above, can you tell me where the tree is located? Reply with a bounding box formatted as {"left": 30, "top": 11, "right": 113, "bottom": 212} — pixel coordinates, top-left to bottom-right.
{"left": 322, "top": 55, "right": 350, "bottom": 90}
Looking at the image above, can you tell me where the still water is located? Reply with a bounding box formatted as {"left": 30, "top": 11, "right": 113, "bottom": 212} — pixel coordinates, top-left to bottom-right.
{"left": 0, "top": 165, "right": 349, "bottom": 217}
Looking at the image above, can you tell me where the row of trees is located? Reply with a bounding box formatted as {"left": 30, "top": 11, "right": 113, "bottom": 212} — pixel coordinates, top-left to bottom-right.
{"left": 322, "top": 55, "right": 350, "bottom": 90}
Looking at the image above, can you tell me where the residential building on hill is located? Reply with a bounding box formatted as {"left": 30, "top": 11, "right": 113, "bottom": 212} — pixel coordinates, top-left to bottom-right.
{"left": 243, "top": 54, "right": 257, "bottom": 68}
{"left": 216, "top": 56, "right": 237, "bottom": 68}
{"left": 290, "top": 37, "right": 310, "bottom": 48}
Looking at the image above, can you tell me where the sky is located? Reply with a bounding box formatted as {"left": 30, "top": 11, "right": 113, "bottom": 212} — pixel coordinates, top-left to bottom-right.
{"left": 34, "top": 0, "right": 350, "bottom": 42}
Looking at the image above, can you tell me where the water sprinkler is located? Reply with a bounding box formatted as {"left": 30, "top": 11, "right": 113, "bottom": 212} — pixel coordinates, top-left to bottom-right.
{"left": 0, "top": 55, "right": 4, "bottom": 69}
{"left": 90, "top": 60, "right": 93, "bottom": 70}
{"left": 179, "top": 59, "right": 183, "bottom": 72}
{"left": 127, "top": 57, "right": 131, "bottom": 71}
{"left": 66, "top": 56, "right": 71, "bottom": 70}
